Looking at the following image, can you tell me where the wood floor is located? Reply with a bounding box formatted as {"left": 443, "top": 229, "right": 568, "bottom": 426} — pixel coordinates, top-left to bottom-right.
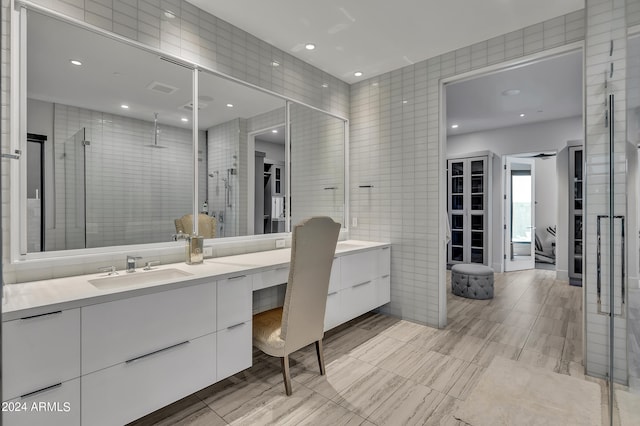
{"left": 128, "top": 268, "right": 612, "bottom": 426}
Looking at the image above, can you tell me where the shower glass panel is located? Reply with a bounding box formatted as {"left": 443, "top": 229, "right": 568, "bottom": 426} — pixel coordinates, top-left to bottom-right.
{"left": 290, "top": 103, "right": 346, "bottom": 228}
{"left": 63, "top": 128, "right": 86, "bottom": 250}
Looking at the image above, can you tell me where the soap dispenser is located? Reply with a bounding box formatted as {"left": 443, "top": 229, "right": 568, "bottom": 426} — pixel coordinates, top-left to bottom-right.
{"left": 186, "top": 234, "right": 204, "bottom": 265}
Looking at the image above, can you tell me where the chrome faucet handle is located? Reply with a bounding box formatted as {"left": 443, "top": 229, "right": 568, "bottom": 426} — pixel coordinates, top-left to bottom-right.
{"left": 172, "top": 232, "right": 189, "bottom": 241}
{"left": 98, "top": 266, "right": 118, "bottom": 276}
{"left": 143, "top": 260, "right": 160, "bottom": 271}
{"left": 126, "top": 255, "right": 143, "bottom": 273}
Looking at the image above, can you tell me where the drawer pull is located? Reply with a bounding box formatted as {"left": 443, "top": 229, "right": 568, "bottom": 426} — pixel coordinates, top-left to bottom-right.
{"left": 20, "top": 310, "right": 62, "bottom": 321}
{"left": 21, "top": 383, "right": 62, "bottom": 399}
{"left": 353, "top": 280, "right": 372, "bottom": 288}
{"left": 328, "top": 291, "right": 338, "bottom": 296}
{"left": 382, "top": 274, "right": 390, "bottom": 278}
{"left": 227, "top": 322, "right": 246, "bottom": 330}
{"left": 228, "top": 275, "right": 247, "bottom": 280}
{"left": 275, "top": 266, "right": 288, "bottom": 271}
{"left": 126, "top": 341, "right": 190, "bottom": 364}
{"left": 382, "top": 247, "right": 390, "bottom": 250}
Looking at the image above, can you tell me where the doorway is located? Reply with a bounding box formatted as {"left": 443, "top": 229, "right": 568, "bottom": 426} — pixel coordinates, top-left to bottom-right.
{"left": 504, "top": 156, "right": 535, "bottom": 271}
{"left": 27, "top": 133, "right": 46, "bottom": 252}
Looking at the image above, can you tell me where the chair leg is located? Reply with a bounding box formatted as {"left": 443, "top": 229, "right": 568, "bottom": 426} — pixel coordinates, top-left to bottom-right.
{"left": 315, "top": 340, "right": 326, "bottom": 376}
{"left": 281, "top": 356, "right": 292, "bottom": 396}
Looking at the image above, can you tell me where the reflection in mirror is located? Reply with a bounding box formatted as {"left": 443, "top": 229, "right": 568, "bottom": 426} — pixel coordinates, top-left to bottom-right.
{"left": 198, "top": 70, "right": 286, "bottom": 238}
{"left": 290, "top": 103, "right": 345, "bottom": 227}
{"left": 26, "top": 10, "right": 195, "bottom": 252}
{"left": 253, "top": 125, "right": 286, "bottom": 234}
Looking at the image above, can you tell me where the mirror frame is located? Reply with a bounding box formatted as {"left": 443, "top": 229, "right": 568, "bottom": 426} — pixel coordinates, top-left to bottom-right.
{"left": 10, "top": 2, "right": 349, "bottom": 263}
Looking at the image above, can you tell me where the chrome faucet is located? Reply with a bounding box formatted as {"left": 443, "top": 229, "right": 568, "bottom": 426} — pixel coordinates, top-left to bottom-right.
{"left": 126, "top": 255, "right": 142, "bottom": 273}
{"left": 98, "top": 265, "right": 118, "bottom": 276}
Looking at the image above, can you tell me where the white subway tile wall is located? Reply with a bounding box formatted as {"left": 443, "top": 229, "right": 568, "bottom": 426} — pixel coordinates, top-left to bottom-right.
{"left": 349, "top": 9, "right": 586, "bottom": 326}
{"left": 584, "top": 0, "right": 628, "bottom": 382}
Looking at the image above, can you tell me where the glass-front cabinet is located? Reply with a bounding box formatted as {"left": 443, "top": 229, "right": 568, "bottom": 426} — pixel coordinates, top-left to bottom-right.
{"left": 569, "top": 146, "right": 583, "bottom": 285}
{"left": 447, "top": 155, "right": 489, "bottom": 265}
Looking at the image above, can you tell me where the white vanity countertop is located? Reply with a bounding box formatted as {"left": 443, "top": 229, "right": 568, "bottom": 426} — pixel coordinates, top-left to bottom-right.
{"left": 2, "top": 240, "right": 389, "bottom": 321}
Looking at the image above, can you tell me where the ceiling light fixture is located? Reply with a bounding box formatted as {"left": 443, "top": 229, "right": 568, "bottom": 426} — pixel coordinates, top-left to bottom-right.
{"left": 402, "top": 100, "right": 408, "bottom": 104}
{"left": 181, "top": 117, "right": 189, "bottom": 122}
{"left": 70, "top": 59, "right": 82, "bottom": 66}
{"left": 272, "top": 129, "right": 278, "bottom": 134}
{"left": 121, "top": 104, "right": 129, "bottom": 109}
{"left": 164, "top": 10, "right": 176, "bottom": 19}
{"left": 451, "top": 124, "right": 459, "bottom": 129}
{"left": 354, "top": 71, "right": 363, "bottom": 77}
{"left": 502, "top": 89, "right": 521, "bottom": 96}
{"left": 520, "top": 113, "right": 526, "bottom": 117}
{"left": 271, "top": 60, "right": 280, "bottom": 67}
{"left": 305, "top": 43, "right": 316, "bottom": 50}
{"left": 226, "top": 103, "right": 234, "bottom": 108}
{"left": 321, "top": 83, "right": 329, "bottom": 88}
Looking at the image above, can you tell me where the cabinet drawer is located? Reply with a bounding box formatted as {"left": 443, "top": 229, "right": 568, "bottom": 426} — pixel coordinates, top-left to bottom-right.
{"left": 341, "top": 279, "right": 378, "bottom": 319}
{"left": 324, "top": 290, "right": 343, "bottom": 331}
{"left": 328, "top": 257, "right": 341, "bottom": 294}
{"left": 217, "top": 320, "right": 252, "bottom": 381}
{"left": 379, "top": 246, "right": 391, "bottom": 276}
{"left": 218, "top": 275, "right": 252, "bottom": 330}
{"left": 252, "top": 266, "right": 289, "bottom": 291}
{"left": 2, "top": 309, "right": 80, "bottom": 400}
{"left": 2, "top": 378, "right": 80, "bottom": 426}
{"left": 82, "top": 333, "right": 216, "bottom": 426}
{"left": 377, "top": 274, "right": 391, "bottom": 306}
{"left": 81, "top": 282, "right": 216, "bottom": 375}
{"left": 340, "top": 250, "right": 378, "bottom": 289}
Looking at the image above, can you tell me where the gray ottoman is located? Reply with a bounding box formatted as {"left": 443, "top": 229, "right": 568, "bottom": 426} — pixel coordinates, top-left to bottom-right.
{"left": 451, "top": 264, "right": 494, "bottom": 299}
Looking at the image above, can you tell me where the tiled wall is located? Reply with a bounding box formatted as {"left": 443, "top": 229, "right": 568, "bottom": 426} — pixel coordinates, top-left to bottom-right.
{"left": 350, "top": 10, "right": 586, "bottom": 326}
{"left": 290, "top": 103, "right": 346, "bottom": 227}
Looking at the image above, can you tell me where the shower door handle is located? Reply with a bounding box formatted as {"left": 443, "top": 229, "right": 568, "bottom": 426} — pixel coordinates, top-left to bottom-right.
{"left": 596, "top": 215, "right": 625, "bottom": 317}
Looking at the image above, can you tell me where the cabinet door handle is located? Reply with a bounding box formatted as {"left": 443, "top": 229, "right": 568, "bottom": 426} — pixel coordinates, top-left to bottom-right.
{"left": 21, "top": 383, "right": 62, "bottom": 399}
{"left": 20, "top": 311, "right": 62, "bottom": 321}
{"left": 353, "top": 280, "right": 372, "bottom": 288}
{"left": 382, "top": 247, "right": 390, "bottom": 250}
{"left": 227, "top": 322, "right": 246, "bottom": 330}
{"left": 382, "top": 274, "right": 390, "bottom": 278}
{"left": 228, "top": 275, "right": 247, "bottom": 280}
{"left": 125, "top": 341, "right": 190, "bottom": 364}
{"left": 328, "top": 291, "right": 338, "bottom": 296}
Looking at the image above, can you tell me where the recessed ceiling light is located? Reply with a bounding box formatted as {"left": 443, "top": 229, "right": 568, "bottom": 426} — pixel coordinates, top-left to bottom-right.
{"left": 70, "top": 59, "right": 82, "bottom": 66}
{"left": 271, "top": 60, "right": 280, "bottom": 67}
{"left": 226, "top": 103, "right": 234, "bottom": 108}
{"left": 164, "top": 10, "right": 176, "bottom": 19}
{"left": 354, "top": 71, "right": 363, "bottom": 77}
{"left": 305, "top": 43, "right": 316, "bottom": 50}
{"left": 121, "top": 104, "right": 129, "bottom": 109}
{"left": 451, "top": 124, "right": 459, "bottom": 129}
{"left": 502, "top": 89, "right": 521, "bottom": 96}
{"left": 181, "top": 117, "right": 189, "bottom": 122}
{"left": 520, "top": 113, "right": 526, "bottom": 117}
{"left": 272, "top": 129, "right": 278, "bottom": 134}
{"left": 321, "top": 83, "right": 329, "bottom": 88}
{"left": 402, "top": 100, "right": 408, "bottom": 104}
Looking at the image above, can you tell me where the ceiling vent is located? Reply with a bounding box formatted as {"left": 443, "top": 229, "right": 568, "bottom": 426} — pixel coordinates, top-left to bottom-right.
{"left": 146, "top": 81, "right": 179, "bottom": 95}
{"left": 179, "top": 101, "right": 208, "bottom": 111}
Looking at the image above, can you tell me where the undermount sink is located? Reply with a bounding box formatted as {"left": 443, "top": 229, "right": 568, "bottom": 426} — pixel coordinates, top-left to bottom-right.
{"left": 89, "top": 268, "right": 193, "bottom": 290}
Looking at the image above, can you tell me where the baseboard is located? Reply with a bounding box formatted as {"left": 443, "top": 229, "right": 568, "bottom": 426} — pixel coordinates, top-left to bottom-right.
{"left": 555, "top": 269, "right": 569, "bottom": 281}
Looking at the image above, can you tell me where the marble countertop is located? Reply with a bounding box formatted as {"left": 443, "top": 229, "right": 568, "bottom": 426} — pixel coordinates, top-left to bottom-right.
{"left": 2, "top": 240, "right": 389, "bottom": 321}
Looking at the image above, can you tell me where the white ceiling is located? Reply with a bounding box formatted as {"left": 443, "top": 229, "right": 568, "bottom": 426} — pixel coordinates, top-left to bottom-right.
{"left": 446, "top": 50, "right": 583, "bottom": 135}
{"left": 187, "top": 0, "right": 584, "bottom": 83}
{"left": 28, "top": 11, "right": 284, "bottom": 130}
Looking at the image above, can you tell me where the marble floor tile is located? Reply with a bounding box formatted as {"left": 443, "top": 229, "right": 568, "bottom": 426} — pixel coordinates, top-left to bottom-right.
{"left": 517, "top": 348, "right": 562, "bottom": 372}
{"left": 367, "top": 381, "right": 447, "bottom": 426}
{"left": 503, "top": 310, "right": 538, "bottom": 329}
{"left": 348, "top": 333, "right": 406, "bottom": 365}
{"left": 294, "top": 399, "right": 366, "bottom": 426}
{"left": 196, "top": 376, "right": 273, "bottom": 419}
{"left": 561, "top": 338, "right": 582, "bottom": 363}
{"left": 566, "top": 320, "right": 583, "bottom": 340}
{"left": 410, "top": 351, "right": 470, "bottom": 394}
{"left": 524, "top": 331, "right": 566, "bottom": 359}
{"left": 380, "top": 319, "right": 429, "bottom": 342}
{"left": 512, "top": 299, "right": 543, "bottom": 315}
{"left": 475, "top": 306, "right": 512, "bottom": 323}
{"left": 428, "top": 330, "right": 485, "bottom": 362}
{"left": 472, "top": 340, "right": 521, "bottom": 368}
{"left": 490, "top": 323, "right": 531, "bottom": 348}
{"left": 334, "top": 366, "right": 406, "bottom": 418}
{"left": 352, "top": 312, "right": 401, "bottom": 333}
{"left": 376, "top": 342, "right": 433, "bottom": 378}
{"left": 127, "top": 395, "right": 225, "bottom": 426}
{"left": 457, "top": 317, "right": 500, "bottom": 340}
{"left": 532, "top": 315, "right": 569, "bottom": 337}
{"left": 296, "top": 355, "right": 374, "bottom": 401}
{"left": 446, "top": 362, "right": 485, "bottom": 400}
{"left": 424, "top": 394, "right": 462, "bottom": 426}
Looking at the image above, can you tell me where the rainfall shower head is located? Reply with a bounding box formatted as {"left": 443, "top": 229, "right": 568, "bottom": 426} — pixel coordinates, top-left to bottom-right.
{"left": 146, "top": 112, "right": 167, "bottom": 148}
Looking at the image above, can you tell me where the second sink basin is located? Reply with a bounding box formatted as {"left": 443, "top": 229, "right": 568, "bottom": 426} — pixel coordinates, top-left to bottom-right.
{"left": 89, "top": 268, "right": 193, "bottom": 290}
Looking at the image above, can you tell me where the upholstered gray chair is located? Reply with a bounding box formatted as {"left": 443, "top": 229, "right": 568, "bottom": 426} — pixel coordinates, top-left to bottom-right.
{"left": 252, "top": 216, "right": 341, "bottom": 395}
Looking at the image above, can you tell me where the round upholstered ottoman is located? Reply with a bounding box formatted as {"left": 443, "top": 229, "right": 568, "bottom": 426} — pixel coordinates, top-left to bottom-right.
{"left": 451, "top": 264, "right": 494, "bottom": 299}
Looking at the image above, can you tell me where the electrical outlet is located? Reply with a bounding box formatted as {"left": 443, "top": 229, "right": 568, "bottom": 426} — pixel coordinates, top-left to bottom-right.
{"left": 203, "top": 247, "right": 213, "bottom": 257}
{"left": 275, "top": 239, "right": 286, "bottom": 248}
{"left": 352, "top": 217, "right": 358, "bottom": 227}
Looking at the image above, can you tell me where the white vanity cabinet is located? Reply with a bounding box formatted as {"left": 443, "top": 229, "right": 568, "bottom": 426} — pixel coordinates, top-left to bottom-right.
{"left": 80, "top": 282, "right": 217, "bottom": 426}
{"left": 216, "top": 274, "right": 253, "bottom": 381}
{"left": 2, "top": 309, "right": 81, "bottom": 426}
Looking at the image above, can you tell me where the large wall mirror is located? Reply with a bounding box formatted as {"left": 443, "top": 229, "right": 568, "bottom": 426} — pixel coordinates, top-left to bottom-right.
{"left": 21, "top": 8, "right": 346, "bottom": 257}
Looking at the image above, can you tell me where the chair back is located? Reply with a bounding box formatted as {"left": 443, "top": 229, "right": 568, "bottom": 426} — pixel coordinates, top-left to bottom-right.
{"left": 174, "top": 214, "right": 217, "bottom": 238}
{"left": 281, "top": 217, "right": 340, "bottom": 354}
